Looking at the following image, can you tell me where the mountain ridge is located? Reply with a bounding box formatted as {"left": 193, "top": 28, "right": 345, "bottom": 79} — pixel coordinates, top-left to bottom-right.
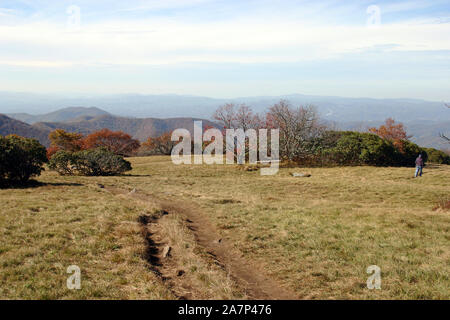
{"left": 1, "top": 92, "right": 448, "bottom": 122}
{"left": 0, "top": 112, "right": 218, "bottom": 147}
{"left": 7, "top": 106, "right": 110, "bottom": 124}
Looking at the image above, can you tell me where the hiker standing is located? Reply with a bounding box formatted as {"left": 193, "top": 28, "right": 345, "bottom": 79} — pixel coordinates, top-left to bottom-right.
{"left": 415, "top": 154, "right": 424, "bottom": 178}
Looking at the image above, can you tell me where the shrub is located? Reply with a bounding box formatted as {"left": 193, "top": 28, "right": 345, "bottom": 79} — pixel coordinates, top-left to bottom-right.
{"left": 48, "top": 150, "right": 78, "bottom": 176}
{"left": 322, "top": 132, "right": 397, "bottom": 166}
{"left": 318, "top": 131, "right": 427, "bottom": 167}
{"left": 75, "top": 148, "right": 132, "bottom": 176}
{"left": 423, "top": 148, "right": 450, "bottom": 164}
{"left": 396, "top": 140, "right": 426, "bottom": 167}
{"left": 49, "top": 148, "right": 132, "bottom": 176}
{"left": 0, "top": 135, "right": 47, "bottom": 184}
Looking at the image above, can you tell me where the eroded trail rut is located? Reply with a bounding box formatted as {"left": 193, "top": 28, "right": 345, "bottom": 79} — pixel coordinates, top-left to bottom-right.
{"left": 108, "top": 186, "right": 298, "bottom": 300}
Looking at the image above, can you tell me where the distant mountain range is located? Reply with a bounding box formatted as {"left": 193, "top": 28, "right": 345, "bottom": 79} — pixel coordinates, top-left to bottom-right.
{"left": 0, "top": 114, "right": 50, "bottom": 146}
{"left": 0, "top": 92, "right": 448, "bottom": 150}
{"left": 33, "top": 114, "right": 217, "bottom": 143}
{"left": 1, "top": 92, "right": 449, "bottom": 122}
{"left": 0, "top": 108, "right": 217, "bottom": 147}
{"left": 8, "top": 107, "right": 110, "bottom": 124}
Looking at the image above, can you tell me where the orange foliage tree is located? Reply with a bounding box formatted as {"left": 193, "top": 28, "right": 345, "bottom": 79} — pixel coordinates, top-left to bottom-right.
{"left": 369, "top": 118, "right": 411, "bottom": 152}
{"left": 142, "top": 132, "right": 175, "bottom": 155}
{"left": 83, "top": 129, "right": 140, "bottom": 156}
{"left": 48, "top": 129, "right": 84, "bottom": 158}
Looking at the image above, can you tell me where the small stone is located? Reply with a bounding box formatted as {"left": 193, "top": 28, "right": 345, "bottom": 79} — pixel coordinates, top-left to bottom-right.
{"left": 291, "top": 172, "right": 311, "bottom": 177}
{"left": 129, "top": 188, "right": 136, "bottom": 194}
{"left": 162, "top": 245, "right": 171, "bottom": 258}
{"left": 98, "top": 184, "right": 105, "bottom": 188}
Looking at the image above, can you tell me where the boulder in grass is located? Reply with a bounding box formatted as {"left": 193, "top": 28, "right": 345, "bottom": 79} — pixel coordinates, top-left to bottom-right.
{"left": 241, "top": 165, "right": 260, "bottom": 172}
{"left": 290, "top": 172, "right": 311, "bottom": 177}
{"left": 162, "top": 245, "right": 171, "bottom": 258}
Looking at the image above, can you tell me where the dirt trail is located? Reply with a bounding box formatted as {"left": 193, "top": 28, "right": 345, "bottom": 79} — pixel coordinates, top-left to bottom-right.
{"left": 107, "top": 186, "right": 299, "bottom": 300}
{"left": 158, "top": 198, "right": 299, "bottom": 300}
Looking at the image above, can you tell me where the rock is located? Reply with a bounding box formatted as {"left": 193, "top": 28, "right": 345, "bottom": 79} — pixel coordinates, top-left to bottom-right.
{"left": 291, "top": 172, "right": 311, "bottom": 177}
{"left": 243, "top": 165, "right": 259, "bottom": 172}
{"left": 129, "top": 188, "right": 136, "bottom": 194}
{"left": 162, "top": 245, "right": 171, "bottom": 258}
{"left": 97, "top": 184, "right": 105, "bottom": 189}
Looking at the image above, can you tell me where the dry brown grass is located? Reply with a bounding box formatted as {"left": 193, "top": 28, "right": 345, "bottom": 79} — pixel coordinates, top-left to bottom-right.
{"left": 0, "top": 177, "right": 174, "bottom": 299}
{"left": 1, "top": 157, "right": 449, "bottom": 299}
{"left": 122, "top": 156, "right": 450, "bottom": 299}
{"left": 433, "top": 198, "right": 450, "bottom": 211}
{"left": 0, "top": 171, "right": 246, "bottom": 299}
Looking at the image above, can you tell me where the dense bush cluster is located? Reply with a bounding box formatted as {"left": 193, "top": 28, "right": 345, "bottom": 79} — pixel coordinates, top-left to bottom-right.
{"left": 0, "top": 135, "right": 47, "bottom": 185}
{"left": 291, "top": 131, "right": 432, "bottom": 167}
{"left": 423, "top": 148, "right": 450, "bottom": 164}
{"left": 210, "top": 101, "right": 450, "bottom": 167}
{"left": 320, "top": 131, "right": 424, "bottom": 166}
{"left": 49, "top": 147, "right": 132, "bottom": 176}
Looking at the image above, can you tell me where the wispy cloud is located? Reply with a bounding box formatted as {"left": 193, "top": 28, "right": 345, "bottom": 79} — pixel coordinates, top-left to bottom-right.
{"left": 0, "top": 7, "right": 18, "bottom": 17}
{"left": 0, "top": 16, "right": 449, "bottom": 67}
{"left": 0, "top": 0, "right": 449, "bottom": 99}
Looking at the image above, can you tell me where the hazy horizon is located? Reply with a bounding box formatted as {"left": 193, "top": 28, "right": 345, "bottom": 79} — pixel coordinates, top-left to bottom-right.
{"left": 0, "top": 90, "right": 447, "bottom": 104}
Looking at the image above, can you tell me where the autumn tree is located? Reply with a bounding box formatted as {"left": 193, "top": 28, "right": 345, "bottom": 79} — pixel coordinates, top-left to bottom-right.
{"left": 369, "top": 118, "right": 411, "bottom": 152}
{"left": 83, "top": 129, "right": 140, "bottom": 156}
{"left": 142, "top": 132, "right": 175, "bottom": 155}
{"left": 48, "top": 129, "right": 84, "bottom": 155}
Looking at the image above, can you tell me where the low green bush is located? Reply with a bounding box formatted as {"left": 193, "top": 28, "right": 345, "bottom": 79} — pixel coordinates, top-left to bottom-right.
{"left": 0, "top": 135, "right": 47, "bottom": 184}
{"left": 318, "top": 131, "right": 429, "bottom": 167}
{"left": 49, "top": 147, "right": 132, "bottom": 176}
{"left": 423, "top": 148, "right": 450, "bottom": 164}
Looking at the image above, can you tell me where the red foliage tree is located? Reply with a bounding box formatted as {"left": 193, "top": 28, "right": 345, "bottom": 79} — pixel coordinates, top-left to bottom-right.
{"left": 142, "top": 132, "right": 175, "bottom": 155}
{"left": 83, "top": 129, "right": 140, "bottom": 156}
{"left": 369, "top": 118, "right": 411, "bottom": 152}
{"left": 46, "top": 145, "right": 61, "bottom": 160}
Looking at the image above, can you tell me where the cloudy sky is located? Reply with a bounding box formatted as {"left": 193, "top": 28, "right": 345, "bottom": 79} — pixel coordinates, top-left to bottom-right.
{"left": 0, "top": 0, "right": 449, "bottom": 100}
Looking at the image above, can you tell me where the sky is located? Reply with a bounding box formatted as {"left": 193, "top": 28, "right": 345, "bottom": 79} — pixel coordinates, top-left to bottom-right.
{"left": 0, "top": 0, "right": 449, "bottom": 101}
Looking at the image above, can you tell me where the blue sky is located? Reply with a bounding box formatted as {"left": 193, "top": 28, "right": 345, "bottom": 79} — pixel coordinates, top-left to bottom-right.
{"left": 0, "top": 0, "right": 449, "bottom": 100}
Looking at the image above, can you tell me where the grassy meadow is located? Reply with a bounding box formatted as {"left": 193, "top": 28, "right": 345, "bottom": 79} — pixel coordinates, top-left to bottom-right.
{"left": 0, "top": 156, "right": 449, "bottom": 299}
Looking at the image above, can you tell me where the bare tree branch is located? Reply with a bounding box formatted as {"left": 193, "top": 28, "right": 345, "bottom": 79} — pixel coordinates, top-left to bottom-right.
{"left": 440, "top": 133, "right": 450, "bottom": 142}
